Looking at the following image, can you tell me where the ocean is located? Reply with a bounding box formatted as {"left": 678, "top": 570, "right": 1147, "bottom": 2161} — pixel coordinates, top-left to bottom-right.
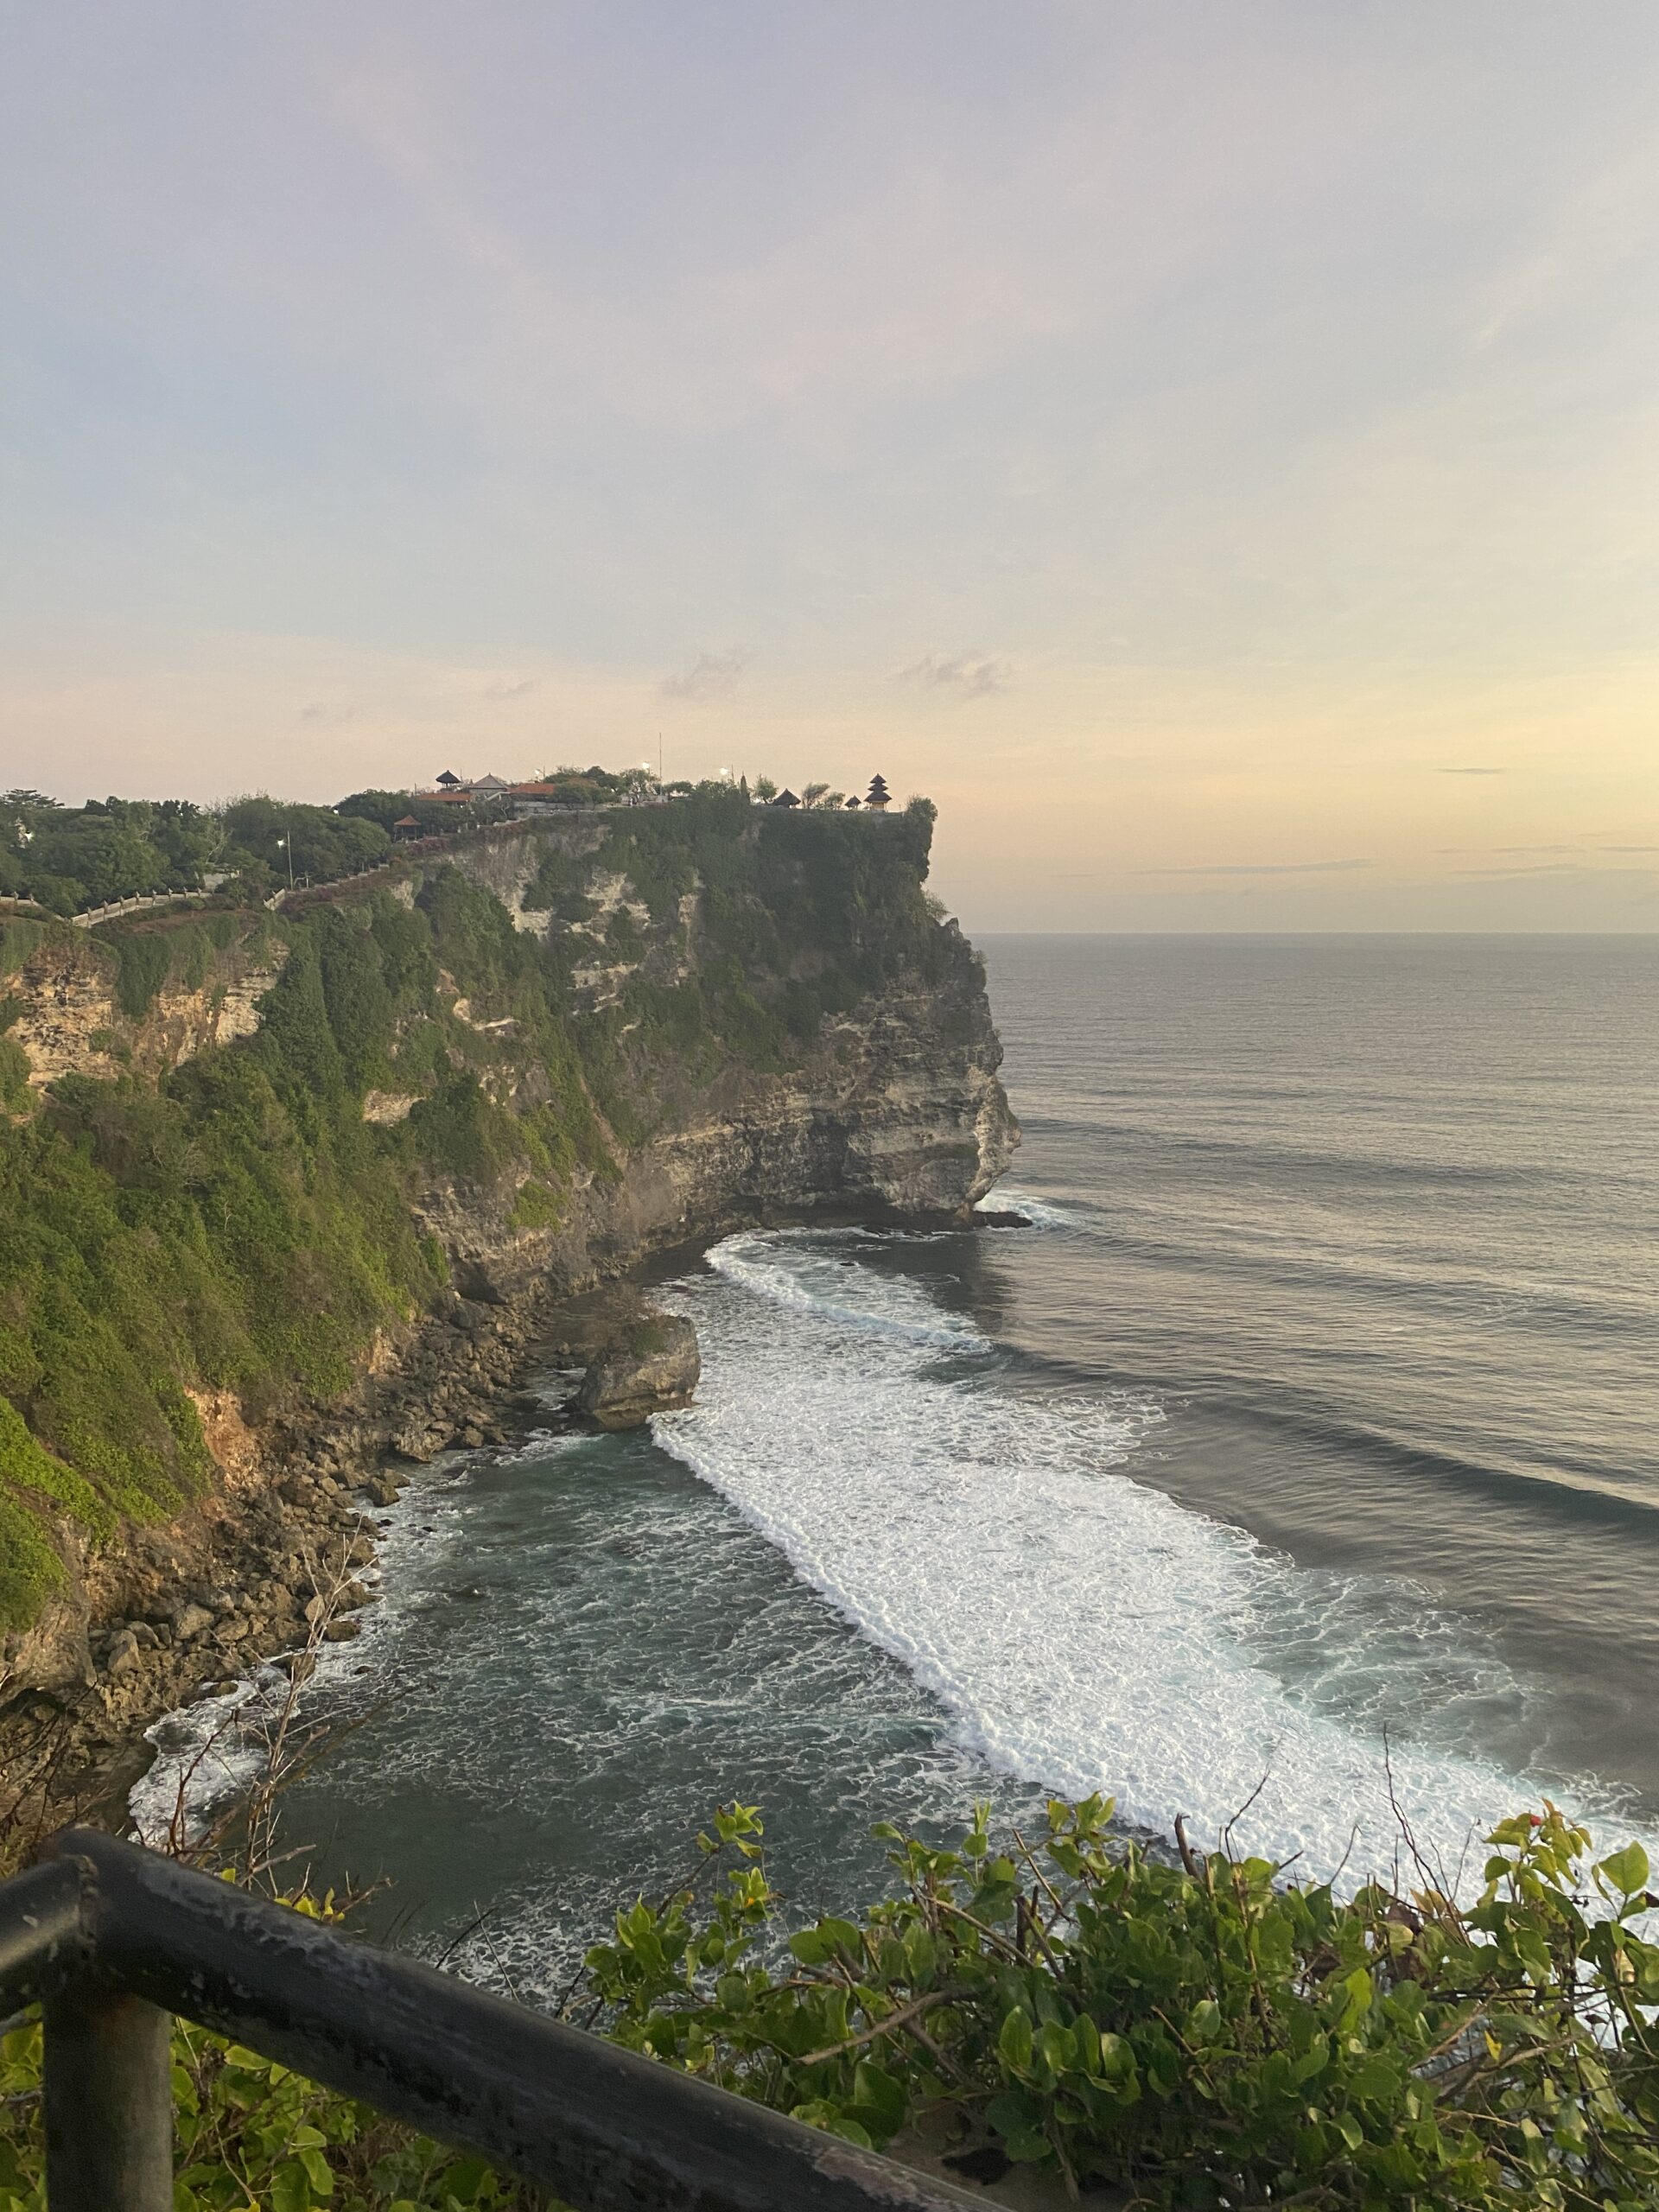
{"left": 136, "top": 933, "right": 1659, "bottom": 1991}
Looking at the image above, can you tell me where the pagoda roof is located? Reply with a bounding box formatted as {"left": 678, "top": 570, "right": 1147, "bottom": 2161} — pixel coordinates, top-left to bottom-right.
{"left": 772, "top": 788, "right": 801, "bottom": 807}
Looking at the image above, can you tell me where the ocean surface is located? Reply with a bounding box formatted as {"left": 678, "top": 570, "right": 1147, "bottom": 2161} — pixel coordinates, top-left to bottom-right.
{"left": 137, "top": 934, "right": 1659, "bottom": 1991}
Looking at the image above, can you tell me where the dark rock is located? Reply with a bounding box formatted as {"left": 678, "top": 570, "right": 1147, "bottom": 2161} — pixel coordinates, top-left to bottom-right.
{"left": 575, "top": 1310, "right": 699, "bottom": 1430}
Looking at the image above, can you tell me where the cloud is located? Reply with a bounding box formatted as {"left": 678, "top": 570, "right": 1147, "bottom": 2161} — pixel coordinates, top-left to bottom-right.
{"left": 1449, "top": 860, "right": 1659, "bottom": 879}
{"left": 1438, "top": 766, "right": 1506, "bottom": 776}
{"left": 894, "top": 652, "right": 1008, "bottom": 697}
{"left": 484, "top": 677, "right": 538, "bottom": 701}
{"left": 296, "top": 702, "right": 364, "bottom": 725}
{"left": 1130, "top": 858, "right": 1374, "bottom": 877}
{"left": 661, "top": 650, "right": 746, "bottom": 702}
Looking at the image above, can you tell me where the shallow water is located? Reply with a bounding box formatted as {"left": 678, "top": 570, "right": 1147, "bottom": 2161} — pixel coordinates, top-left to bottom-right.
{"left": 145, "top": 933, "right": 1659, "bottom": 1980}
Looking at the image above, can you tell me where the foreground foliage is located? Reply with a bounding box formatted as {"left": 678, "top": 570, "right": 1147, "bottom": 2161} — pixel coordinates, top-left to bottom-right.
{"left": 3, "top": 1798, "right": 1656, "bottom": 2209}
{"left": 577, "top": 1797, "right": 1659, "bottom": 2210}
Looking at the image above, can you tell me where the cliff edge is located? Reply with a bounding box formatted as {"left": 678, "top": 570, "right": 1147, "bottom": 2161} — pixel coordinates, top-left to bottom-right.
{"left": 0, "top": 790, "right": 1015, "bottom": 1732}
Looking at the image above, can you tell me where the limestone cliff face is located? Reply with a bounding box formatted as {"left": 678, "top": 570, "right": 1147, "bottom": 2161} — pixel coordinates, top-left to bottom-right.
{"left": 427, "top": 823, "right": 1019, "bottom": 1301}
{"left": 397, "top": 944, "right": 1016, "bottom": 1308}
{"left": 0, "top": 809, "right": 1016, "bottom": 1738}
{"left": 3, "top": 926, "right": 285, "bottom": 1090}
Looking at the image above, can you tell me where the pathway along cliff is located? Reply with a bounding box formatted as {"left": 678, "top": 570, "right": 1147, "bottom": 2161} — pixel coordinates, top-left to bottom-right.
{"left": 0, "top": 791, "right": 1016, "bottom": 1838}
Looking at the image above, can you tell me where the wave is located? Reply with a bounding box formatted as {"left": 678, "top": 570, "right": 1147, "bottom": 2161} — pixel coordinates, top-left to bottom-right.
{"left": 653, "top": 1230, "right": 1647, "bottom": 1893}
{"left": 978, "top": 1187, "right": 1077, "bottom": 1231}
{"left": 705, "top": 1231, "right": 984, "bottom": 1348}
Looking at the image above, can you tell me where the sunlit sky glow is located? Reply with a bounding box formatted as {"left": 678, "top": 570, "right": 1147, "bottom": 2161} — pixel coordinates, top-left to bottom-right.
{"left": 4, "top": 3, "right": 1658, "bottom": 928}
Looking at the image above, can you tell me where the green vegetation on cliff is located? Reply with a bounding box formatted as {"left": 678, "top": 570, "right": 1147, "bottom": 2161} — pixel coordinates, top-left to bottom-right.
{"left": 0, "top": 796, "right": 973, "bottom": 1632}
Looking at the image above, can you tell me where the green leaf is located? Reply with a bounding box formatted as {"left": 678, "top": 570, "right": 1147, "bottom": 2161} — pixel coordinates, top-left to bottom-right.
{"left": 437, "top": 2155, "right": 492, "bottom": 2203}
{"left": 850, "top": 2061, "right": 906, "bottom": 2135}
{"left": 1598, "top": 1841, "right": 1650, "bottom": 1897}
{"left": 1096, "top": 2031, "right": 1135, "bottom": 2083}
{"left": 270, "top": 2160, "right": 312, "bottom": 2212}
{"left": 1004, "top": 2125, "right": 1051, "bottom": 2164}
{"left": 298, "top": 2145, "right": 335, "bottom": 2196}
{"left": 1187, "top": 1998, "right": 1222, "bottom": 2044}
{"left": 997, "top": 2006, "right": 1033, "bottom": 2073}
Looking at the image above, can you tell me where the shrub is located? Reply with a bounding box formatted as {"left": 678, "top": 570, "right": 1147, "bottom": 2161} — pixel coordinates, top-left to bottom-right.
{"left": 576, "top": 1796, "right": 1659, "bottom": 2209}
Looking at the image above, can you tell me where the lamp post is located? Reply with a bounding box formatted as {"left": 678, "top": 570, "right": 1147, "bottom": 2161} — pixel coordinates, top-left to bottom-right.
{"left": 276, "top": 836, "right": 294, "bottom": 889}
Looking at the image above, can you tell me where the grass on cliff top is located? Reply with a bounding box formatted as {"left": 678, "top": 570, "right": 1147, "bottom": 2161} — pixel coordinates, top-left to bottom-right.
{"left": 3, "top": 1794, "right": 1657, "bottom": 2209}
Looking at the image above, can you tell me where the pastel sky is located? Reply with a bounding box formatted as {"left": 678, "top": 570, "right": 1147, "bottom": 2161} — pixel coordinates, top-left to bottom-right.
{"left": 4, "top": 3, "right": 1658, "bottom": 930}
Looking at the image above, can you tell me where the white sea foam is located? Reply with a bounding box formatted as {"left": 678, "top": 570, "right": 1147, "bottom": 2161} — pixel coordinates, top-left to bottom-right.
{"left": 708, "top": 1231, "right": 982, "bottom": 1346}
{"left": 982, "top": 1186, "right": 1079, "bottom": 1231}
{"left": 129, "top": 1669, "right": 283, "bottom": 1846}
{"left": 658, "top": 1230, "right": 1643, "bottom": 1893}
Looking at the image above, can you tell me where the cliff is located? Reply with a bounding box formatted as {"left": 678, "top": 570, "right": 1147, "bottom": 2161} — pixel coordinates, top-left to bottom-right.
{"left": 0, "top": 791, "right": 1016, "bottom": 1734}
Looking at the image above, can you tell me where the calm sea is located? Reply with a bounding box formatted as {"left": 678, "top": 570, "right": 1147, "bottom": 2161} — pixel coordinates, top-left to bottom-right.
{"left": 137, "top": 934, "right": 1659, "bottom": 1987}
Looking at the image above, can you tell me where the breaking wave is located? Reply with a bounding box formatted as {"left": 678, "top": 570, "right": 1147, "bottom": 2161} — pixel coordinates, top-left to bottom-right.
{"left": 654, "top": 1229, "right": 1640, "bottom": 1893}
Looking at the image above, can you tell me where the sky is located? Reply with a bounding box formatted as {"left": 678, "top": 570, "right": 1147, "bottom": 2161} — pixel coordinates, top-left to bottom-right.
{"left": 3, "top": 3, "right": 1658, "bottom": 930}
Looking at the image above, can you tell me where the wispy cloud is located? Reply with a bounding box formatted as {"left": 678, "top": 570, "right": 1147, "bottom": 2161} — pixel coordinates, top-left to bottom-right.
{"left": 1131, "top": 858, "right": 1374, "bottom": 877}
{"left": 661, "top": 650, "right": 746, "bottom": 702}
{"left": 484, "top": 677, "right": 538, "bottom": 701}
{"left": 1451, "top": 860, "right": 1659, "bottom": 879}
{"left": 894, "top": 652, "right": 1008, "bottom": 697}
{"left": 1438, "top": 766, "right": 1506, "bottom": 776}
{"left": 1438, "top": 842, "right": 1577, "bottom": 856}
{"left": 296, "top": 702, "right": 364, "bottom": 726}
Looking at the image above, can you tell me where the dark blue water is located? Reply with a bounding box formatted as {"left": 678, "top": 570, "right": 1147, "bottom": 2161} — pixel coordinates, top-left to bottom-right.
{"left": 140, "top": 935, "right": 1659, "bottom": 1981}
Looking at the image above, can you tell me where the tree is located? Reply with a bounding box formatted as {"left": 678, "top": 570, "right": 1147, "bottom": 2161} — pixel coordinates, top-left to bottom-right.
{"left": 753, "top": 776, "right": 777, "bottom": 804}
{"left": 800, "top": 782, "right": 830, "bottom": 810}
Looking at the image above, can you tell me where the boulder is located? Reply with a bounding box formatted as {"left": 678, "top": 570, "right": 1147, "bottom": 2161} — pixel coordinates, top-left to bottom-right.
{"left": 575, "top": 1313, "right": 700, "bottom": 1431}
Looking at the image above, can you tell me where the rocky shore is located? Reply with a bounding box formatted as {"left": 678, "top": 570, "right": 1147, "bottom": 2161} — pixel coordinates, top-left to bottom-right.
{"left": 0, "top": 1278, "right": 562, "bottom": 1843}
{"left": 0, "top": 1250, "right": 732, "bottom": 1846}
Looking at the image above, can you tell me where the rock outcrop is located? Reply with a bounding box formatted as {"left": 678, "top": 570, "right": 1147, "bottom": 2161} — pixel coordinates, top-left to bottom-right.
{"left": 576, "top": 1312, "right": 700, "bottom": 1429}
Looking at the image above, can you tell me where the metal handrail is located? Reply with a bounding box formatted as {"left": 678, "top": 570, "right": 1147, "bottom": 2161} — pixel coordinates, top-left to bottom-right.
{"left": 4, "top": 1828, "right": 982, "bottom": 2212}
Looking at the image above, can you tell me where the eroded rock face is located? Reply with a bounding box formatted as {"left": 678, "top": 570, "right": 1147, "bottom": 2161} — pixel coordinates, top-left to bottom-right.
{"left": 576, "top": 1313, "right": 700, "bottom": 1429}
{"left": 4, "top": 931, "right": 284, "bottom": 1090}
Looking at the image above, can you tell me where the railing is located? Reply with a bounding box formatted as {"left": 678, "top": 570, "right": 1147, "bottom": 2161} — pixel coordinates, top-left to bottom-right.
{"left": 2, "top": 1828, "right": 980, "bottom": 2212}
{"left": 71, "top": 891, "right": 213, "bottom": 930}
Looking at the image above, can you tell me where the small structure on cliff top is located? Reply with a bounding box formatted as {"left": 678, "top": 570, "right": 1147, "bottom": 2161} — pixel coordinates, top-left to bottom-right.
{"left": 865, "top": 773, "right": 891, "bottom": 810}
{"left": 435, "top": 769, "right": 462, "bottom": 788}
{"left": 771, "top": 788, "right": 801, "bottom": 808}
{"left": 392, "top": 815, "right": 420, "bottom": 840}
